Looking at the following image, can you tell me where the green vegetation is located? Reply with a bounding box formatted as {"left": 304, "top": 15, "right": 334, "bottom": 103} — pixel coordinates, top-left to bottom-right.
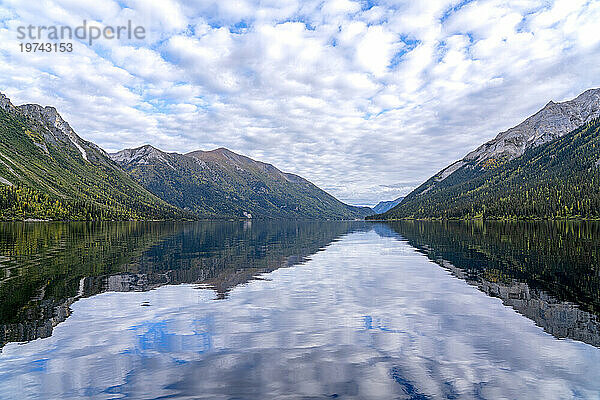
{"left": 0, "top": 97, "right": 370, "bottom": 221}
{"left": 371, "top": 118, "right": 600, "bottom": 220}
{"left": 116, "top": 147, "right": 372, "bottom": 220}
{"left": 0, "top": 107, "right": 190, "bottom": 220}
{"left": 388, "top": 220, "right": 600, "bottom": 316}
{"left": 0, "top": 222, "right": 171, "bottom": 325}
{"left": 0, "top": 220, "right": 362, "bottom": 346}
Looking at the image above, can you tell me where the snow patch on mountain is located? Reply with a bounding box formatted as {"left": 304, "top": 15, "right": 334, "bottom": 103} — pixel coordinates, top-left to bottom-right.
{"left": 17, "top": 104, "right": 90, "bottom": 162}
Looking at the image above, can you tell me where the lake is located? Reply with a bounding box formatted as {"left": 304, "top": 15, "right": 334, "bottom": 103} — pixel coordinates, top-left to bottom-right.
{"left": 0, "top": 221, "right": 599, "bottom": 399}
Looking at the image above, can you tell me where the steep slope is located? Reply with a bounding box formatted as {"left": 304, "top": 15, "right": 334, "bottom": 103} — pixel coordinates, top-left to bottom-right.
{"left": 372, "top": 197, "right": 404, "bottom": 214}
{"left": 400, "top": 89, "right": 600, "bottom": 202}
{"left": 0, "top": 93, "right": 188, "bottom": 220}
{"left": 112, "top": 145, "right": 372, "bottom": 219}
{"left": 372, "top": 118, "right": 600, "bottom": 220}
{"left": 465, "top": 88, "right": 600, "bottom": 164}
{"left": 370, "top": 88, "right": 600, "bottom": 220}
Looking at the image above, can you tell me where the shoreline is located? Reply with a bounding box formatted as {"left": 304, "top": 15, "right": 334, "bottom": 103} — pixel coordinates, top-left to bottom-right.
{"left": 365, "top": 217, "right": 600, "bottom": 222}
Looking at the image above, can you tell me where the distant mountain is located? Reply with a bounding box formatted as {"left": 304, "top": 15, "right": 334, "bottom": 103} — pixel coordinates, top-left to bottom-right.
{"left": 111, "top": 145, "right": 373, "bottom": 219}
{"left": 370, "top": 88, "right": 600, "bottom": 220}
{"left": 372, "top": 197, "right": 404, "bottom": 214}
{"left": 0, "top": 93, "right": 188, "bottom": 220}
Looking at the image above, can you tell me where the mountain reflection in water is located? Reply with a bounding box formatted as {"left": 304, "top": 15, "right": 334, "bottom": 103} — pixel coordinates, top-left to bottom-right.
{"left": 0, "top": 221, "right": 599, "bottom": 399}
{"left": 0, "top": 223, "right": 598, "bottom": 399}
{"left": 385, "top": 221, "right": 600, "bottom": 348}
{"left": 1, "top": 221, "right": 600, "bottom": 351}
{"left": 0, "top": 221, "right": 367, "bottom": 348}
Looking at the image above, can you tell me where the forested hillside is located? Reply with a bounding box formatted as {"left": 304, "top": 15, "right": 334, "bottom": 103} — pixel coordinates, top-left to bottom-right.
{"left": 371, "top": 118, "right": 600, "bottom": 220}
{"left": 112, "top": 145, "right": 372, "bottom": 220}
{"left": 0, "top": 94, "right": 189, "bottom": 220}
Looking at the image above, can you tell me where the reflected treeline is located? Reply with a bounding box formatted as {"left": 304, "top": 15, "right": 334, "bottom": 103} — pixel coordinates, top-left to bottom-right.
{"left": 386, "top": 221, "right": 600, "bottom": 347}
{"left": 0, "top": 221, "right": 368, "bottom": 349}
{"left": 0, "top": 222, "right": 170, "bottom": 348}
{"left": 117, "top": 221, "right": 369, "bottom": 297}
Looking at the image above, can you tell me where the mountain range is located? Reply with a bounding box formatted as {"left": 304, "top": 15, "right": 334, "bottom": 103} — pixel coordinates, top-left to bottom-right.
{"left": 0, "top": 92, "right": 371, "bottom": 220}
{"left": 4, "top": 86, "right": 599, "bottom": 222}
{"left": 0, "top": 93, "right": 187, "bottom": 220}
{"left": 371, "top": 88, "right": 600, "bottom": 220}
{"left": 111, "top": 145, "right": 371, "bottom": 219}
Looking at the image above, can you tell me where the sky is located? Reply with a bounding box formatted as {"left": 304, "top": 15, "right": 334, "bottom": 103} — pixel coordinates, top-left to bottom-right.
{"left": 0, "top": 0, "right": 599, "bottom": 206}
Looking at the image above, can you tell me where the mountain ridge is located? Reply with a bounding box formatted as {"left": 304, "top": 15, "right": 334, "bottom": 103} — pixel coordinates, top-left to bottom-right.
{"left": 111, "top": 144, "right": 373, "bottom": 220}
{"left": 371, "top": 117, "right": 600, "bottom": 220}
{"left": 0, "top": 92, "right": 369, "bottom": 221}
{"left": 426, "top": 88, "right": 600, "bottom": 191}
{"left": 0, "top": 93, "right": 190, "bottom": 220}
{"left": 466, "top": 88, "right": 600, "bottom": 163}
{"left": 369, "top": 88, "right": 600, "bottom": 220}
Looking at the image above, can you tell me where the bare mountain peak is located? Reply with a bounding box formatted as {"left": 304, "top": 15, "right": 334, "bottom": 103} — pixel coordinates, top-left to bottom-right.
{"left": 138, "top": 144, "right": 162, "bottom": 152}
{"left": 576, "top": 87, "right": 600, "bottom": 99}
{"left": 0, "top": 94, "right": 90, "bottom": 162}
{"left": 191, "top": 147, "right": 240, "bottom": 157}
{"left": 212, "top": 147, "right": 232, "bottom": 153}
{"left": 463, "top": 88, "right": 600, "bottom": 165}
{"left": 19, "top": 104, "right": 73, "bottom": 139}
{"left": 110, "top": 144, "right": 171, "bottom": 165}
{"left": 3, "top": 95, "right": 77, "bottom": 137}
{"left": 18, "top": 103, "right": 59, "bottom": 121}
{"left": 187, "top": 147, "right": 255, "bottom": 167}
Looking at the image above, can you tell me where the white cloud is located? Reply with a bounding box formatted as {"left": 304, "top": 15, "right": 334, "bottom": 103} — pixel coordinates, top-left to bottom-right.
{"left": 0, "top": 0, "right": 599, "bottom": 205}
{"left": 321, "top": 0, "right": 361, "bottom": 16}
{"left": 354, "top": 24, "right": 399, "bottom": 76}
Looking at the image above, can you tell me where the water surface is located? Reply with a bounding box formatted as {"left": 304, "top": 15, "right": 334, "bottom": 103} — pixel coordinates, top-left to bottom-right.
{"left": 0, "top": 221, "right": 598, "bottom": 399}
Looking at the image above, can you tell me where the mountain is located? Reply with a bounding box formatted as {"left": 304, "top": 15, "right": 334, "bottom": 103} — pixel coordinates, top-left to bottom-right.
{"left": 111, "top": 145, "right": 373, "bottom": 219}
{"left": 372, "top": 196, "right": 404, "bottom": 214}
{"left": 0, "top": 93, "right": 188, "bottom": 220}
{"left": 370, "top": 88, "right": 600, "bottom": 220}
{"left": 464, "top": 88, "right": 600, "bottom": 165}
{"left": 371, "top": 117, "right": 600, "bottom": 220}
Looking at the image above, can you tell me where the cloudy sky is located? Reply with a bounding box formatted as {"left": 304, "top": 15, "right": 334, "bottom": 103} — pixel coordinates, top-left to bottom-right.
{"left": 0, "top": 0, "right": 599, "bottom": 205}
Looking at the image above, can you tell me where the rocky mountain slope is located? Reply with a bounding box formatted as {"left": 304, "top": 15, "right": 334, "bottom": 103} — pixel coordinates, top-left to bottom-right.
{"left": 0, "top": 93, "right": 188, "bottom": 220}
{"left": 370, "top": 88, "right": 600, "bottom": 220}
{"left": 466, "top": 88, "right": 600, "bottom": 163}
{"left": 111, "top": 145, "right": 372, "bottom": 219}
{"left": 371, "top": 117, "right": 600, "bottom": 220}
{"left": 404, "top": 88, "right": 600, "bottom": 200}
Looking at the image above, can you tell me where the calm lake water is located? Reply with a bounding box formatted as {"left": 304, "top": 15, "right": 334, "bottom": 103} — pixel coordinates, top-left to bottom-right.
{"left": 0, "top": 221, "right": 599, "bottom": 399}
